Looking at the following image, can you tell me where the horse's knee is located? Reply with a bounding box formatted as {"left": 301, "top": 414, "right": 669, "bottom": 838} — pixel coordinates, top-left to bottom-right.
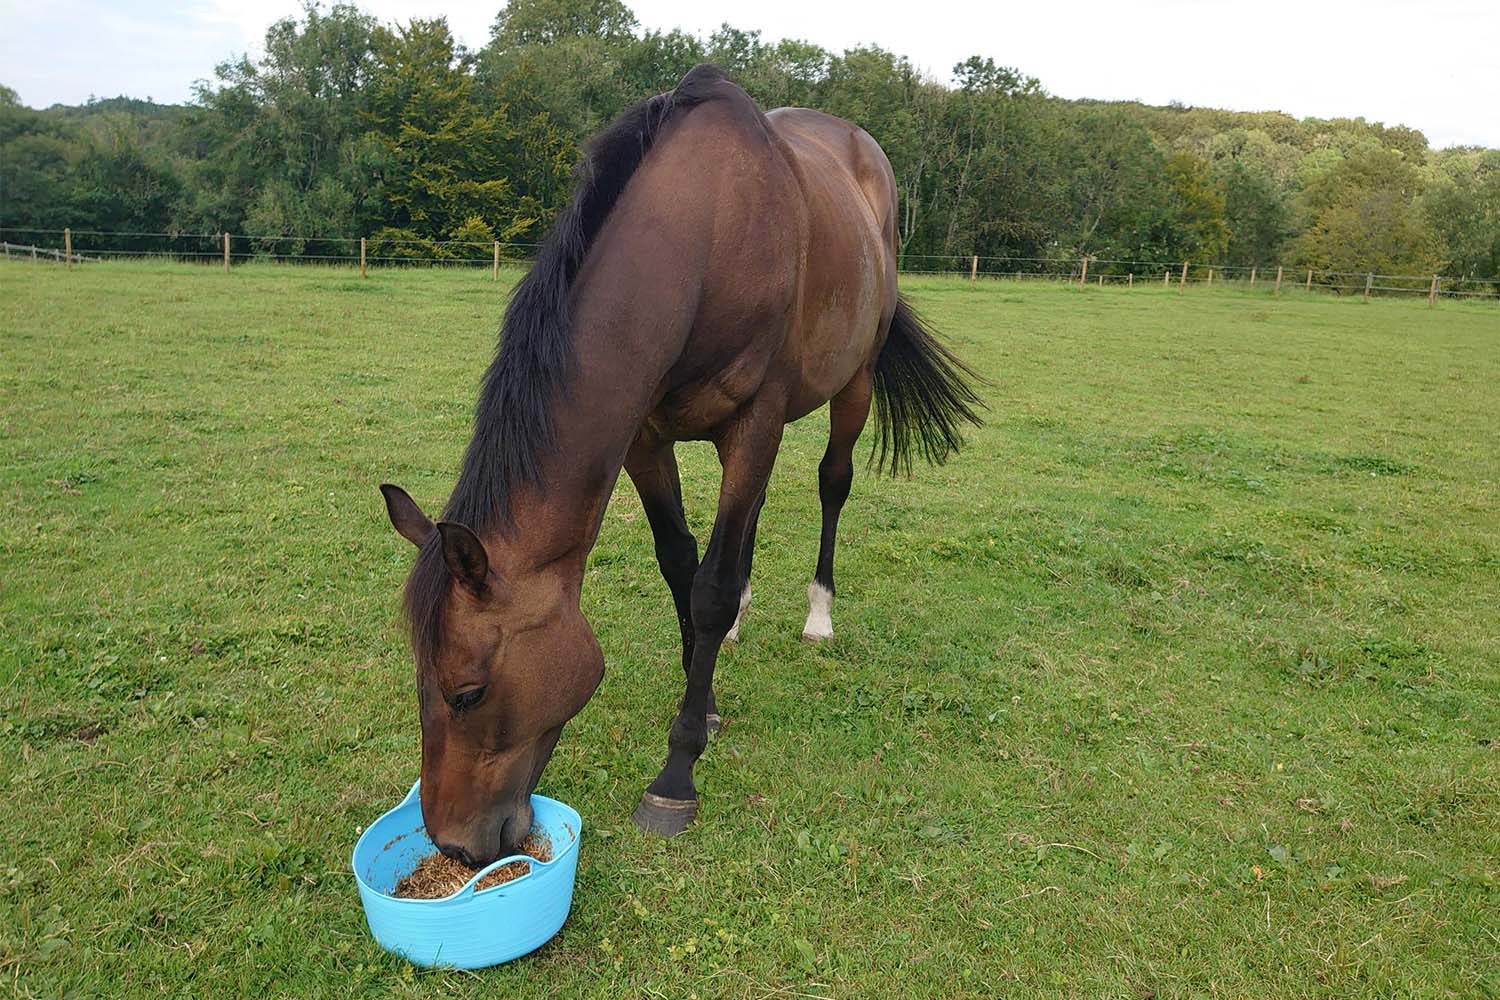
{"left": 655, "top": 531, "right": 697, "bottom": 584}
{"left": 690, "top": 563, "right": 743, "bottom": 635}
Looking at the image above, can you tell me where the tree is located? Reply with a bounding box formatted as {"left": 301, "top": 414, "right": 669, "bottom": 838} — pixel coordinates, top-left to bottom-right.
{"left": 1052, "top": 105, "right": 1168, "bottom": 262}
{"left": 1217, "top": 158, "right": 1289, "bottom": 265}
{"left": 478, "top": 0, "right": 642, "bottom": 139}
{"left": 69, "top": 115, "right": 183, "bottom": 237}
{"left": 1292, "top": 148, "right": 1440, "bottom": 280}
{"left": 0, "top": 86, "right": 73, "bottom": 231}
{"left": 918, "top": 59, "right": 1051, "bottom": 260}
{"left": 182, "top": 2, "right": 379, "bottom": 245}
{"left": 1160, "top": 151, "right": 1230, "bottom": 263}
{"left": 365, "top": 18, "right": 566, "bottom": 247}
{"left": 615, "top": 30, "right": 707, "bottom": 99}
{"left": 1295, "top": 189, "right": 1440, "bottom": 281}
{"left": 1423, "top": 148, "right": 1500, "bottom": 282}
{"left": 491, "top": 0, "right": 637, "bottom": 48}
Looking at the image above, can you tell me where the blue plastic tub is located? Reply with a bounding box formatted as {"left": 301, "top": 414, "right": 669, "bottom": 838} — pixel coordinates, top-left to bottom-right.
{"left": 351, "top": 781, "right": 582, "bottom": 969}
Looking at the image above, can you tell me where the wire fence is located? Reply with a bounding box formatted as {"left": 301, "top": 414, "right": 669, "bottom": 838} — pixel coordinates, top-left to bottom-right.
{"left": 896, "top": 252, "right": 1500, "bottom": 301}
{"left": 4, "top": 227, "right": 1498, "bottom": 303}
{"left": 0, "top": 228, "right": 542, "bottom": 271}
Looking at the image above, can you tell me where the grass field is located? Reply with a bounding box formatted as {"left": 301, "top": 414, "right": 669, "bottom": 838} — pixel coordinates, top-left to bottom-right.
{"left": 2, "top": 261, "right": 1497, "bottom": 998}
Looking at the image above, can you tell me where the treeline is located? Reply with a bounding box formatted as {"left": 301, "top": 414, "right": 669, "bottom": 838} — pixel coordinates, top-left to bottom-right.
{"left": 2, "top": 0, "right": 1497, "bottom": 281}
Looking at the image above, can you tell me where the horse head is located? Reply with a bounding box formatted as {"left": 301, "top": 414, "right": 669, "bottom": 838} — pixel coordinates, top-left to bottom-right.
{"left": 380, "top": 484, "right": 602, "bottom": 866}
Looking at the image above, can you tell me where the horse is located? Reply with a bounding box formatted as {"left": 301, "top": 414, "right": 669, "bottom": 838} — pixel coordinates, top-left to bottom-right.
{"left": 379, "top": 64, "right": 981, "bottom": 865}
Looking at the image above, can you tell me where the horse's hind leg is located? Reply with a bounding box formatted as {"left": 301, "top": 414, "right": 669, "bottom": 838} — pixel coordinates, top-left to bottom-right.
{"left": 803, "top": 368, "right": 874, "bottom": 643}
{"left": 725, "top": 489, "right": 765, "bottom": 644}
{"left": 634, "top": 401, "right": 784, "bottom": 836}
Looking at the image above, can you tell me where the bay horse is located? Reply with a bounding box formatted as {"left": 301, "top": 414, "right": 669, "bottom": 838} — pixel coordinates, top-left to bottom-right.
{"left": 379, "top": 64, "right": 980, "bottom": 864}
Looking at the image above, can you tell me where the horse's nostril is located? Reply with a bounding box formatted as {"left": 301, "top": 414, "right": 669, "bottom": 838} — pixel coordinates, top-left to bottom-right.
{"left": 435, "top": 841, "right": 479, "bottom": 868}
{"left": 500, "top": 807, "right": 534, "bottom": 853}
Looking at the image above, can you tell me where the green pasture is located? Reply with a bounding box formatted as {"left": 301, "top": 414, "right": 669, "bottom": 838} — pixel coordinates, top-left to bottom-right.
{"left": 1, "top": 262, "right": 1496, "bottom": 998}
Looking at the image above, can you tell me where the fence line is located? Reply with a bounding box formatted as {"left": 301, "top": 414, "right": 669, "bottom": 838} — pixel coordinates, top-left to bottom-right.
{"left": 1, "top": 240, "right": 97, "bottom": 264}
{"left": 897, "top": 252, "right": 1498, "bottom": 301}
{"left": 3, "top": 227, "right": 1496, "bottom": 303}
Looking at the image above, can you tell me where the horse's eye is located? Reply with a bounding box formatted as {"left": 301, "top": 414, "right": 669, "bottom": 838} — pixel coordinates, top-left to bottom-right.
{"left": 448, "top": 685, "right": 486, "bottom": 713}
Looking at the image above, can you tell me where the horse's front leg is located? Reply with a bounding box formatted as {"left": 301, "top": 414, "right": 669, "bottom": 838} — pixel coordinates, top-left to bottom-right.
{"left": 633, "top": 403, "right": 784, "bottom": 836}
{"left": 624, "top": 433, "right": 706, "bottom": 707}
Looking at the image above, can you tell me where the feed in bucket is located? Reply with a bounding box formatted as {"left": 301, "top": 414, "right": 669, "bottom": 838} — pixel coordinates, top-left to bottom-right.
{"left": 394, "top": 832, "right": 554, "bottom": 899}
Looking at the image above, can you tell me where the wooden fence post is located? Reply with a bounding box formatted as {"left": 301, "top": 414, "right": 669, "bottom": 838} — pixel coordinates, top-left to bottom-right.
{"left": 1163, "top": 270, "right": 1169, "bottom": 288}
{"left": 1079, "top": 255, "right": 1088, "bottom": 288}
{"left": 223, "top": 232, "right": 230, "bottom": 273}
{"left": 1275, "top": 266, "right": 1283, "bottom": 296}
{"left": 1178, "top": 261, "right": 1189, "bottom": 294}
{"left": 1207, "top": 267, "right": 1214, "bottom": 288}
{"left": 1128, "top": 272, "right": 1134, "bottom": 289}
{"left": 32, "top": 245, "right": 38, "bottom": 263}
{"left": 1428, "top": 275, "right": 1438, "bottom": 306}
{"left": 493, "top": 241, "right": 500, "bottom": 281}
{"left": 1364, "top": 273, "right": 1373, "bottom": 301}
{"left": 1249, "top": 266, "right": 1257, "bottom": 288}
{"left": 360, "top": 237, "right": 367, "bottom": 279}
{"left": 1306, "top": 269, "right": 1313, "bottom": 291}
{"left": 970, "top": 255, "right": 978, "bottom": 282}
{"left": 64, "top": 227, "right": 72, "bottom": 270}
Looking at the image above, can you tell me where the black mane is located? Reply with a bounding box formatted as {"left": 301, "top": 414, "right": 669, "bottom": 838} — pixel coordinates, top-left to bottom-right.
{"left": 404, "top": 63, "right": 728, "bottom": 666}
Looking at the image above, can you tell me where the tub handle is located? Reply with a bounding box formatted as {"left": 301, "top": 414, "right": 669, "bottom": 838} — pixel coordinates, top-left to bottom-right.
{"left": 461, "top": 853, "right": 544, "bottom": 896}
{"left": 399, "top": 779, "right": 421, "bottom": 808}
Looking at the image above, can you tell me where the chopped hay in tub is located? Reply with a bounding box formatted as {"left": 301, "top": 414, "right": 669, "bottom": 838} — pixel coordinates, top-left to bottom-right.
{"left": 393, "top": 832, "right": 553, "bottom": 899}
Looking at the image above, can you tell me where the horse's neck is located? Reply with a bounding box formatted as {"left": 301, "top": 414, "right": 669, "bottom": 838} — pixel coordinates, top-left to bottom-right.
{"left": 490, "top": 257, "right": 693, "bottom": 582}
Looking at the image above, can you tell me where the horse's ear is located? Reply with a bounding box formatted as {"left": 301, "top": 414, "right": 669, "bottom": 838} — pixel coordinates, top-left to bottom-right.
{"left": 380, "top": 484, "right": 435, "bottom": 547}
{"left": 437, "top": 521, "right": 489, "bottom": 596}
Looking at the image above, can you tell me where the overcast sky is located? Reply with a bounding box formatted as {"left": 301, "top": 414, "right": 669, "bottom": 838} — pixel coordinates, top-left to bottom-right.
{"left": 2, "top": 0, "right": 1496, "bottom": 147}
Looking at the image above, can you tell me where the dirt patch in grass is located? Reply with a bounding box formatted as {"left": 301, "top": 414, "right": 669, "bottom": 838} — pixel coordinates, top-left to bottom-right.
{"left": 74, "top": 722, "right": 107, "bottom": 744}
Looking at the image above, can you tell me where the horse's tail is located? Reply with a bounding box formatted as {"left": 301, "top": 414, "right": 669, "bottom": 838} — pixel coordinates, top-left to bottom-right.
{"left": 870, "top": 294, "right": 985, "bottom": 476}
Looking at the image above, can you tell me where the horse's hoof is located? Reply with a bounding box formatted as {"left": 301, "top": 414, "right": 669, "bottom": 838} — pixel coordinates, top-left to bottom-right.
{"left": 632, "top": 791, "right": 698, "bottom": 837}
{"left": 706, "top": 712, "right": 723, "bottom": 736}
{"left": 801, "top": 630, "right": 833, "bottom": 644}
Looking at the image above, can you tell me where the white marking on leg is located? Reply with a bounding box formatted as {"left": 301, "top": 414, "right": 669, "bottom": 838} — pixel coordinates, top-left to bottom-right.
{"left": 725, "top": 584, "right": 752, "bottom": 642}
{"left": 802, "top": 581, "right": 834, "bottom": 642}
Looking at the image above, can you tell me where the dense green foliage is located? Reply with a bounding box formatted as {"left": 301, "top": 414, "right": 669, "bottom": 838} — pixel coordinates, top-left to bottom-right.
{"left": 3, "top": 263, "right": 1497, "bottom": 996}
{"left": 2, "top": 0, "right": 1497, "bottom": 281}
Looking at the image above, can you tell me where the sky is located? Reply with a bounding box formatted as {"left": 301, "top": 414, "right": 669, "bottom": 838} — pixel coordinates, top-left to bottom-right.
{"left": 2, "top": 0, "right": 1496, "bottom": 148}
